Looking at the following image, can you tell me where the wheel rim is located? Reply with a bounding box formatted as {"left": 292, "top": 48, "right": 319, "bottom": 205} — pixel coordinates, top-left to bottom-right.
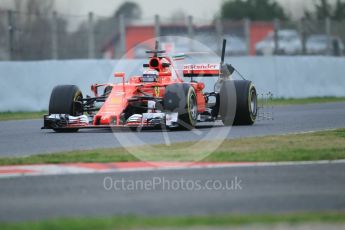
{"left": 190, "top": 94, "right": 198, "bottom": 120}
{"left": 73, "top": 93, "right": 83, "bottom": 116}
{"left": 250, "top": 88, "right": 257, "bottom": 116}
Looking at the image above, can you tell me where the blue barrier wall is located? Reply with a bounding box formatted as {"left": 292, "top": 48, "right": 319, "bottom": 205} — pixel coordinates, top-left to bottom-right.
{"left": 0, "top": 57, "right": 344, "bottom": 111}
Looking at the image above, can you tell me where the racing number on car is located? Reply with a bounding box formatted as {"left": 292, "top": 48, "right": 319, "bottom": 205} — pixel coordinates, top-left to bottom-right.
{"left": 154, "top": 86, "right": 160, "bottom": 97}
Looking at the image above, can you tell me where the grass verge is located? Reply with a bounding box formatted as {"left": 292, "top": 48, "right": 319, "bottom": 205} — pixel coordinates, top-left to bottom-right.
{"left": 264, "top": 96, "right": 345, "bottom": 106}
{"left": 0, "top": 111, "right": 46, "bottom": 121}
{"left": 1, "top": 213, "right": 345, "bottom": 230}
{"left": 1, "top": 129, "right": 344, "bottom": 165}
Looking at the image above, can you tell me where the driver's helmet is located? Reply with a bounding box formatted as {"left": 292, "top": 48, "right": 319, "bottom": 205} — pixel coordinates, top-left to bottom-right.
{"left": 142, "top": 69, "right": 159, "bottom": 82}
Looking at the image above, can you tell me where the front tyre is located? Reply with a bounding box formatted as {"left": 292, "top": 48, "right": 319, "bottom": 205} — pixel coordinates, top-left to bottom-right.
{"left": 163, "top": 83, "right": 197, "bottom": 130}
{"left": 49, "top": 85, "right": 83, "bottom": 132}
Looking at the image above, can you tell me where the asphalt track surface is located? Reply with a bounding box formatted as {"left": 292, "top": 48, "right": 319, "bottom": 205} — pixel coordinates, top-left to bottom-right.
{"left": 0, "top": 162, "right": 344, "bottom": 221}
{"left": 0, "top": 102, "right": 345, "bottom": 221}
{"left": 0, "top": 102, "right": 345, "bottom": 157}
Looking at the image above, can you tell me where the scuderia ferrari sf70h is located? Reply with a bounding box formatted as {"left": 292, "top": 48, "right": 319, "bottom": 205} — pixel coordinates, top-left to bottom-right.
{"left": 42, "top": 39, "right": 257, "bottom": 132}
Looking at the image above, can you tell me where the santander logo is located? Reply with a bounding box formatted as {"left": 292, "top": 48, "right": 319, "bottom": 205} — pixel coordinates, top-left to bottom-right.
{"left": 183, "top": 64, "right": 220, "bottom": 71}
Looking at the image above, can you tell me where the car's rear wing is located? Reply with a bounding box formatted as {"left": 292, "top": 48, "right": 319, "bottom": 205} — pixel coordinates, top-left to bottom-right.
{"left": 183, "top": 64, "right": 220, "bottom": 77}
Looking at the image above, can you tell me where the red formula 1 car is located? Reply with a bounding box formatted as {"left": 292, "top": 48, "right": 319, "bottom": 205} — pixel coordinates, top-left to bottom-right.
{"left": 42, "top": 40, "right": 257, "bottom": 132}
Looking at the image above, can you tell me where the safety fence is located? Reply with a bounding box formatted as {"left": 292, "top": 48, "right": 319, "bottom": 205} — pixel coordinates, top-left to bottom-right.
{"left": 0, "top": 10, "right": 345, "bottom": 61}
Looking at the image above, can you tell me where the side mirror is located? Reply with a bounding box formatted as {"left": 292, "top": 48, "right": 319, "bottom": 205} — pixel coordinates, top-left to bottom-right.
{"left": 91, "top": 84, "right": 98, "bottom": 97}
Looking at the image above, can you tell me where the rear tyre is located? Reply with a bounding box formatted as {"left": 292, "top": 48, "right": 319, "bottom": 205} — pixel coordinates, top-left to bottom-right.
{"left": 220, "top": 80, "right": 257, "bottom": 126}
{"left": 233, "top": 80, "right": 257, "bottom": 125}
{"left": 49, "top": 85, "right": 83, "bottom": 132}
{"left": 163, "top": 83, "right": 197, "bottom": 130}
